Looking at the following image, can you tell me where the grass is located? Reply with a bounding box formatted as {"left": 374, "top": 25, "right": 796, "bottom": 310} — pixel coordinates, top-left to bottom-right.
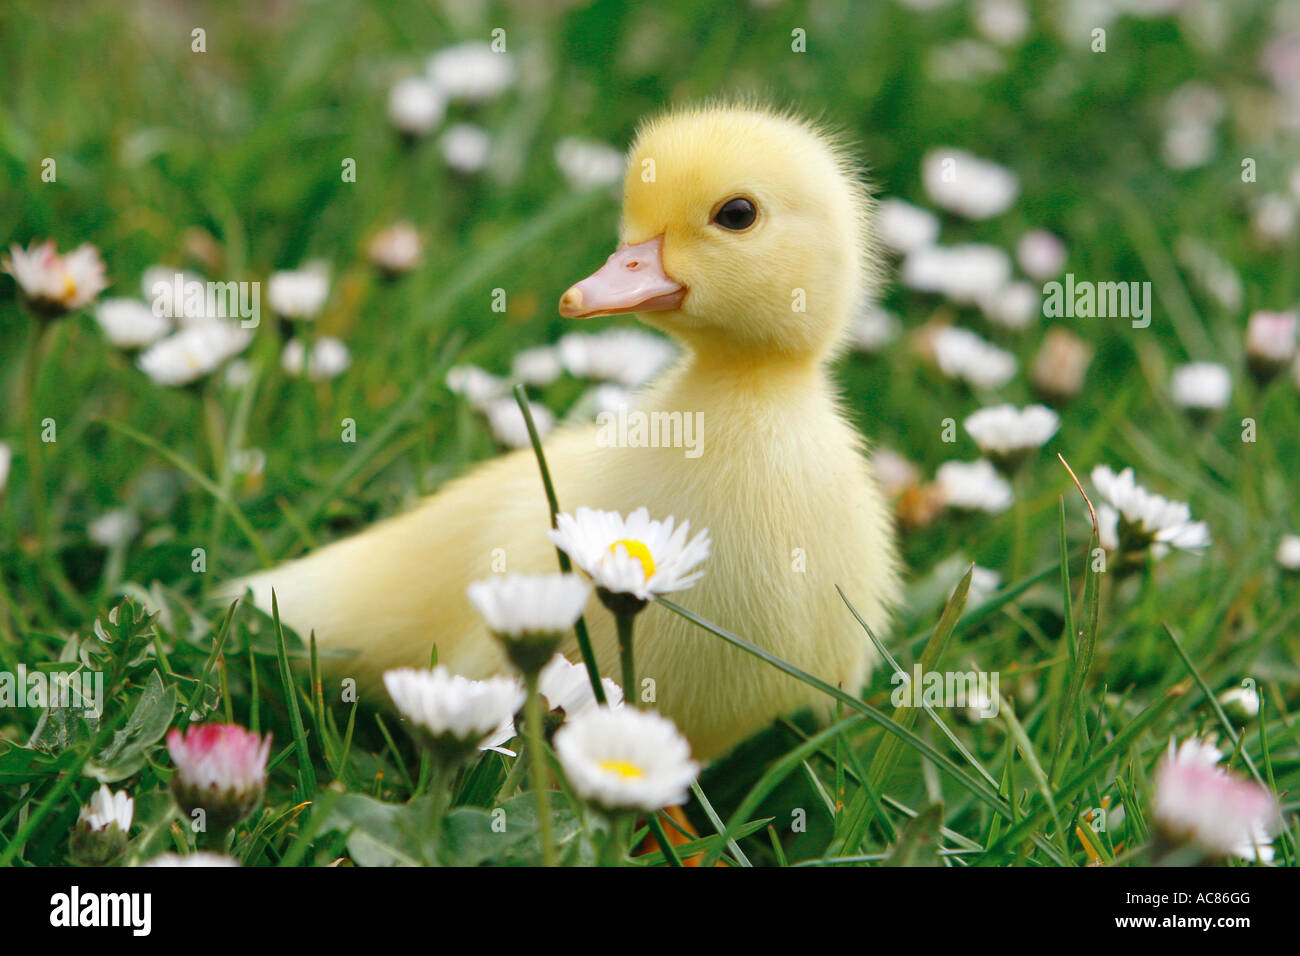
{"left": 1, "top": 0, "right": 1298, "bottom": 867}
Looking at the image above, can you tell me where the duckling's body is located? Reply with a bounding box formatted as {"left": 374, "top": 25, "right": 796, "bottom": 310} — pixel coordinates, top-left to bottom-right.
{"left": 234, "top": 104, "right": 901, "bottom": 760}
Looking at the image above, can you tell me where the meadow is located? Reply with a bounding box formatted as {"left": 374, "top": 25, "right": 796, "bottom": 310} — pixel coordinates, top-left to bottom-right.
{"left": 1, "top": 0, "right": 1297, "bottom": 869}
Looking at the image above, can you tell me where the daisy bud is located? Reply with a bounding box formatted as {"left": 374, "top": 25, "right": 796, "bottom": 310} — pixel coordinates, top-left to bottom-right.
{"left": 166, "top": 723, "right": 271, "bottom": 831}
{"left": 366, "top": 222, "right": 423, "bottom": 277}
{"left": 1218, "top": 684, "right": 1261, "bottom": 723}
{"left": 1030, "top": 328, "right": 1091, "bottom": 403}
{"left": 1278, "top": 534, "right": 1300, "bottom": 572}
{"left": 69, "top": 785, "right": 133, "bottom": 865}
{"left": 1244, "top": 310, "right": 1297, "bottom": 384}
{"left": 466, "top": 573, "right": 590, "bottom": 676}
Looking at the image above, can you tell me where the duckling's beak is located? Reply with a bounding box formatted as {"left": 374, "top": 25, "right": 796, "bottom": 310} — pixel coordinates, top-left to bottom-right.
{"left": 558, "top": 236, "right": 686, "bottom": 318}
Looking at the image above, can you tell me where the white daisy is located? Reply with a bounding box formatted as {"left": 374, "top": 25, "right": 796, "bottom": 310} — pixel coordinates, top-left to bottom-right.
{"left": 538, "top": 654, "right": 624, "bottom": 716}
{"left": 1245, "top": 311, "right": 1297, "bottom": 366}
{"left": 922, "top": 149, "right": 1019, "bottom": 220}
{"left": 511, "top": 345, "right": 564, "bottom": 386}
{"left": 484, "top": 396, "right": 554, "bottom": 449}
{"left": 0, "top": 443, "right": 10, "bottom": 495}
{"left": 384, "top": 667, "right": 525, "bottom": 752}
{"left": 1252, "top": 193, "right": 1296, "bottom": 244}
{"left": 555, "top": 137, "right": 626, "bottom": 190}
{"left": 548, "top": 506, "right": 712, "bottom": 602}
{"left": 849, "top": 305, "right": 901, "bottom": 353}
{"left": 931, "top": 326, "right": 1018, "bottom": 389}
{"left": 935, "top": 459, "right": 1013, "bottom": 513}
{"left": 902, "top": 244, "right": 1012, "bottom": 304}
{"left": 467, "top": 573, "right": 590, "bottom": 639}
{"left": 978, "top": 280, "right": 1039, "bottom": 331}
{"left": 78, "top": 785, "right": 133, "bottom": 833}
{"left": 1016, "top": 230, "right": 1067, "bottom": 281}
{"left": 870, "top": 447, "right": 920, "bottom": 498}
{"left": 964, "top": 566, "right": 1002, "bottom": 606}
{"left": 553, "top": 706, "right": 699, "bottom": 813}
{"left": 1091, "top": 465, "right": 1210, "bottom": 556}
{"left": 94, "top": 298, "right": 171, "bottom": 349}
{"left": 146, "top": 852, "right": 240, "bottom": 867}
{"left": 974, "top": 0, "right": 1029, "bottom": 46}
{"left": 446, "top": 363, "right": 507, "bottom": 408}
{"left": 137, "top": 322, "right": 253, "bottom": 386}
{"left": 426, "top": 42, "right": 514, "bottom": 103}
{"left": 366, "top": 222, "right": 422, "bottom": 275}
{"left": 267, "top": 265, "right": 329, "bottom": 320}
{"left": 558, "top": 328, "right": 676, "bottom": 387}
{"left": 141, "top": 266, "right": 210, "bottom": 325}
{"left": 88, "top": 509, "right": 140, "bottom": 548}
{"left": 1170, "top": 361, "right": 1231, "bottom": 411}
{"left": 875, "top": 198, "right": 940, "bottom": 254}
{"left": 963, "top": 403, "right": 1059, "bottom": 469}
{"left": 440, "top": 123, "right": 491, "bottom": 174}
{"left": 3, "top": 240, "right": 107, "bottom": 315}
{"left": 282, "top": 337, "right": 351, "bottom": 381}
{"left": 1152, "top": 736, "right": 1279, "bottom": 862}
{"left": 387, "top": 76, "right": 446, "bottom": 136}
{"left": 1277, "top": 534, "right": 1300, "bottom": 571}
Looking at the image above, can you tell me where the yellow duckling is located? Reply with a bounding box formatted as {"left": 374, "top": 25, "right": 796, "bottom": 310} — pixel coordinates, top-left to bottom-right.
{"left": 233, "top": 103, "right": 901, "bottom": 760}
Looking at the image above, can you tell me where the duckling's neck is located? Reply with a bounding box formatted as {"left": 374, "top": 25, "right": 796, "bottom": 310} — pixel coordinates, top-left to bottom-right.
{"left": 653, "top": 345, "right": 831, "bottom": 415}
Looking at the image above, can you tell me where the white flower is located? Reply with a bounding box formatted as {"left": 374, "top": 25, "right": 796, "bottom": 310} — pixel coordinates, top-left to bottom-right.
{"left": 387, "top": 76, "right": 446, "bottom": 136}
{"left": 1277, "top": 534, "right": 1300, "bottom": 570}
{"left": 367, "top": 222, "right": 422, "bottom": 274}
{"left": 282, "top": 338, "right": 350, "bottom": 381}
{"left": 1152, "top": 736, "right": 1279, "bottom": 862}
{"left": 484, "top": 396, "right": 554, "bottom": 449}
{"left": 875, "top": 198, "right": 940, "bottom": 254}
{"left": 1218, "top": 685, "right": 1261, "bottom": 720}
{"left": 1162, "top": 122, "right": 1215, "bottom": 170}
{"left": 974, "top": 0, "right": 1029, "bottom": 45}
{"left": 935, "top": 459, "right": 1013, "bottom": 513}
{"left": 1091, "top": 465, "right": 1210, "bottom": 555}
{"left": 1171, "top": 361, "right": 1231, "bottom": 411}
{"left": 554, "top": 706, "right": 699, "bottom": 813}
{"left": 548, "top": 506, "right": 712, "bottom": 601}
{"left": 141, "top": 266, "right": 211, "bottom": 325}
{"left": 426, "top": 42, "right": 514, "bottom": 103}
{"left": 0, "top": 443, "right": 10, "bottom": 495}
{"left": 871, "top": 447, "right": 920, "bottom": 497}
{"left": 931, "top": 326, "right": 1018, "bottom": 389}
{"left": 88, "top": 509, "right": 141, "bottom": 547}
{"left": 538, "top": 654, "right": 623, "bottom": 716}
{"left": 223, "top": 359, "right": 253, "bottom": 390}
{"left": 384, "top": 667, "right": 525, "bottom": 748}
{"left": 94, "top": 298, "right": 171, "bottom": 348}
{"left": 467, "top": 573, "right": 590, "bottom": 638}
{"left": 146, "top": 852, "right": 239, "bottom": 867}
{"left": 79, "top": 785, "right": 133, "bottom": 832}
{"left": 1245, "top": 311, "right": 1297, "bottom": 364}
{"left": 511, "top": 345, "right": 564, "bottom": 386}
{"left": 267, "top": 266, "right": 329, "bottom": 320}
{"left": 440, "top": 123, "right": 491, "bottom": 173}
{"left": 849, "top": 306, "right": 901, "bottom": 352}
{"left": 3, "top": 241, "right": 107, "bottom": 315}
{"left": 902, "top": 244, "right": 1012, "bottom": 304}
{"left": 555, "top": 137, "right": 626, "bottom": 190}
{"left": 558, "top": 328, "right": 676, "bottom": 387}
{"left": 446, "top": 363, "right": 506, "bottom": 407}
{"left": 137, "top": 322, "right": 253, "bottom": 386}
{"left": 922, "top": 149, "right": 1019, "bottom": 220}
{"left": 1016, "top": 230, "right": 1067, "bottom": 281}
{"left": 965, "top": 566, "right": 1002, "bottom": 606}
{"left": 1252, "top": 193, "right": 1296, "bottom": 244}
{"left": 963, "top": 404, "right": 1059, "bottom": 460}
{"left": 978, "top": 280, "right": 1039, "bottom": 331}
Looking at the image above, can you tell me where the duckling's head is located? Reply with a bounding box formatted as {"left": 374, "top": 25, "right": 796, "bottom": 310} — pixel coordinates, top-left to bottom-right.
{"left": 559, "top": 104, "right": 876, "bottom": 363}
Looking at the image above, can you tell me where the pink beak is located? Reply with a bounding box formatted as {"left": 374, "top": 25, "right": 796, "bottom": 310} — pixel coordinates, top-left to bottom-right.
{"left": 558, "top": 236, "right": 686, "bottom": 318}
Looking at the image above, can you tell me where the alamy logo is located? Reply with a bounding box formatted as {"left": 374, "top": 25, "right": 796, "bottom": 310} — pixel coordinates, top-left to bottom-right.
{"left": 49, "top": 886, "right": 151, "bottom": 936}
{"left": 595, "top": 405, "right": 704, "bottom": 459}
{"left": 150, "top": 272, "right": 260, "bottom": 328}
{"left": 1042, "top": 273, "right": 1151, "bottom": 328}
{"left": 890, "top": 664, "right": 1000, "bottom": 718}
{"left": 0, "top": 665, "right": 103, "bottom": 717}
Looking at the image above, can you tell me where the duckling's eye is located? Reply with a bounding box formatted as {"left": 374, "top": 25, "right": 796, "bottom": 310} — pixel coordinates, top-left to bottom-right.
{"left": 713, "top": 197, "right": 757, "bottom": 231}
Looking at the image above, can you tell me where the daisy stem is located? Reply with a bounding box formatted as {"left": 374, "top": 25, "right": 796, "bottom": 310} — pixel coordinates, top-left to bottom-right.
{"left": 616, "top": 612, "right": 637, "bottom": 707}
{"left": 523, "top": 673, "right": 555, "bottom": 866}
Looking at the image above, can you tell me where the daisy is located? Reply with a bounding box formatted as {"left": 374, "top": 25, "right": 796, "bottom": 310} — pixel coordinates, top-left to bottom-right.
{"left": 1252, "top": 193, "right": 1296, "bottom": 244}
{"left": 1016, "top": 230, "right": 1067, "bottom": 281}
{"left": 1277, "top": 534, "right": 1300, "bottom": 571}
{"left": 366, "top": 222, "right": 422, "bottom": 275}
{"left": 88, "top": 509, "right": 141, "bottom": 548}
{"left": 558, "top": 328, "right": 677, "bottom": 387}
{"left": 1170, "top": 362, "right": 1231, "bottom": 412}
{"left": 539, "top": 654, "right": 624, "bottom": 717}
{"left": 555, "top": 137, "right": 626, "bottom": 190}
{"left": 1091, "top": 465, "right": 1210, "bottom": 559}
{"left": 446, "top": 363, "right": 507, "bottom": 408}
{"left": 137, "top": 322, "right": 253, "bottom": 387}
{"left": 68, "top": 784, "right": 133, "bottom": 864}
{"left": 973, "top": 0, "right": 1029, "bottom": 46}
{"left": 1245, "top": 311, "right": 1297, "bottom": 382}
{"left": 553, "top": 706, "right": 699, "bottom": 814}
{"left": 849, "top": 305, "right": 901, "bottom": 353}
{"left": 467, "top": 573, "right": 591, "bottom": 675}
{"left": 146, "top": 852, "right": 239, "bottom": 867}
{"left": 166, "top": 723, "right": 271, "bottom": 829}
{"left": 902, "top": 244, "right": 1012, "bottom": 304}
{"left": 387, "top": 76, "right": 446, "bottom": 136}
{"left": 511, "top": 345, "right": 564, "bottom": 386}
{"left": 978, "top": 280, "right": 1039, "bottom": 331}
{"left": 484, "top": 396, "right": 554, "bottom": 449}
{"left": 282, "top": 337, "right": 351, "bottom": 381}
{"left": 426, "top": 42, "right": 514, "bottom": 103}
{"left": 931, "top": 326, "right": 1018, "bottom": 389}
{"left": 78, "top": 785, "right": 133, "bottom": 833}
{"left": 0, "top": 443, "right": 12, "bottom": 495}
{"left": 440, "top": 123, "right": 492, "bottom": 174}
{"left": 141, "top": 266, "right": 209, "bottom": 324}
{"left": 935, "top": 459, "right": 1013, "bottom": 513}
{"left": 548, "top": 506, "right": 712, "bottom": 605}
{"left": 384, "top": 667, "right": 525, "bottom": 764}
{"left": 962, "top": 403, "right": 1059, "bottom": 472}
{"left": 875, "top": 198, "right": 940, "bottom": 255}
{"left": 267, "top": 265, "right": 329, "bottom": 320}
{"left": 1218, "top": 684, "right": 1261, "bottom": 722}
{"left": 871, "top": 447, "right": 921, "bottom": 498}
{"left": 94, "top": 298, "right": 171, "bottom": 349}
{"left": 3, "top": 240, "right": 107, "bottom": 316}
{"left": 1152, "top": 737, "right": 1279, "bottom": 862}
{"left": 1031, "top": 327, "right": 1091, "bottom": 401}
{"left": 922, "top": 149, "right": 1019, "bottom": 220}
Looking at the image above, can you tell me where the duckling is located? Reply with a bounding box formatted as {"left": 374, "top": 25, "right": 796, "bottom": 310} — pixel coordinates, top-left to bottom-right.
{"left": 232, "top": 103, "right": 901, "bottom": 760}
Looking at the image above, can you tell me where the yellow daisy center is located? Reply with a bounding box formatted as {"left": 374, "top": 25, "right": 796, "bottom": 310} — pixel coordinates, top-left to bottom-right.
{"left": 598, "top": 759, "right": 645, "bottom": 779}
{"left": 609, "top": 538, "right": 655, "bottom": 580}
{"left": 62, "top": 273, "right": 77, "bottom": 302}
